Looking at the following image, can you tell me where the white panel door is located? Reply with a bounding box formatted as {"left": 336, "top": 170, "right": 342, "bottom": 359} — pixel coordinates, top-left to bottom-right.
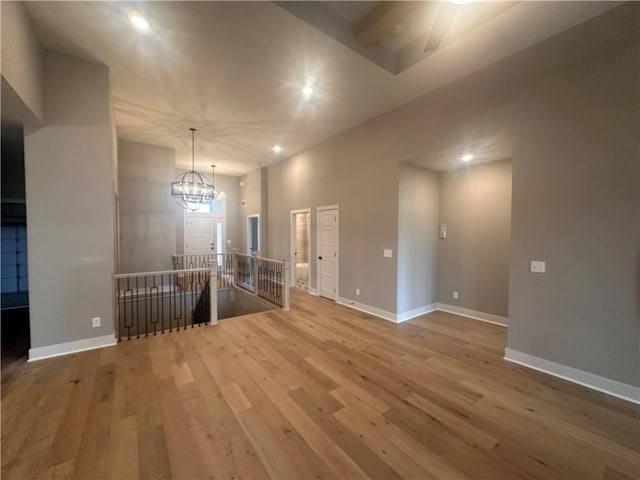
{"left": 185, "top": 213, "right": 215, "bottom": 254}
{"left": 318, "top": 208, "right": 338, "bottom": 300}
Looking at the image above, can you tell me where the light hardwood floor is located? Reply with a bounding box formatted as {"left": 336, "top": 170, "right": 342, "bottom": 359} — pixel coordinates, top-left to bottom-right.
{"left": 2, "top": 289, "right": 639, "bottom": 479}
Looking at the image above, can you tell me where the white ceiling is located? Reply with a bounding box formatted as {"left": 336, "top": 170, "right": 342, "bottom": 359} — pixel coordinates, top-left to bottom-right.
{"left": 24, "top": 1, "right": 618, "bottom": 175}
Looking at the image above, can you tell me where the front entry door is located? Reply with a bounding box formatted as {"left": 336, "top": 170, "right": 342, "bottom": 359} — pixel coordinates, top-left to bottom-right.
{"left": 185, "top": 213, "right": 215, "bottom": 254}
{"left": 318, "top": 207, "right": 338, "bottom": 300}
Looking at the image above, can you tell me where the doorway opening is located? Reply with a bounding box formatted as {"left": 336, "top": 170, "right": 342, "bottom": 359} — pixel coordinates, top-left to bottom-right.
{"left": 1, "top": 121, "right": 30, "bottom": 370}
{"left": 247, "top": 214, "right": 260, "bottom": 254}
{"left": 316, "top": 205, "right": 339, "bottom": 301}
{"left": 290, "top": 209, "right": 311, "bottom": 290}
{"left": 184, "top": 215, "right": 226, "bottom": 255}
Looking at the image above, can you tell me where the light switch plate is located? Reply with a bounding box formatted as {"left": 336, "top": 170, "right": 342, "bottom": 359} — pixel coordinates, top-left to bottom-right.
{"left": 383, "top": 249, "right": 393, "bottom": 258}
{"left": 530, "top": 261, "right": 546, "bottom": 273}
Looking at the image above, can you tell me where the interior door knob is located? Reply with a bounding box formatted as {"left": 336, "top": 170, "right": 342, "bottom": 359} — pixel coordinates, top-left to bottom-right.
{"left": 318, "top": 256, "right": 323, "bottom": 260}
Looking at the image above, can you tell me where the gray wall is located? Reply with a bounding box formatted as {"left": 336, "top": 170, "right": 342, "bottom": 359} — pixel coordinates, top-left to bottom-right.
{"left": 397, "top": 162, "right": 439, "bottom": 314}
{"left": 507, "top": 42, "right": 639, "bottom": 386}
{"left": 24, "top": 51, "right": 115, "bottom": 348}
{"left": 267, "top": 126, "right": 400, "bottom": 313}
{"left": 240, "top": 167, "right": 268, "bottom": 255}
{"left": 267, "top": 5, "right": 639, "bottom": 387}
{"left": 437, "top": 160, "right": 512, "bottom": 317}
{"left": 118, "top": 139, "right": 176, "bottom": 273}
{"left": 221, "top": 174, "right": 242, "bottom": 252}
{"left": 0, "top": 1, "right": 43, "bottom": 122}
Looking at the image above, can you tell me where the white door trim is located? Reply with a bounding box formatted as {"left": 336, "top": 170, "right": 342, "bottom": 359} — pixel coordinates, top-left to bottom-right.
{"left": 316, "top": 204, "right": 339, "bottom": 301}
{"left": 290, "top": 208, "right": 311, "bottom": 289}
{"left": 247, "top": 213, "right": 260, "bottom": 254}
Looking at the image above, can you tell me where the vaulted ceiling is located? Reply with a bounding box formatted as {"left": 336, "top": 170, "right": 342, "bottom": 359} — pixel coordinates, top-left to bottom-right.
{"left": 24, "top": 1, "right": 619, "bottom": 175}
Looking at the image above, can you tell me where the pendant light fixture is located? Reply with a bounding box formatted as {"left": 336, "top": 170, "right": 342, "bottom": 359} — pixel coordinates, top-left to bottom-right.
{"left": 210, "top": 164, "right": 224, "bottom": 200}
{"left": 171, "top": 128, "right": 215, "bottom": 211}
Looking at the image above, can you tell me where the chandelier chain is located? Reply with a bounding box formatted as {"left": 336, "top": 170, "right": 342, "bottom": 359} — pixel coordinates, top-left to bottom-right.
{"left": 170, "top": 128, "right": 216, "bottom": 211}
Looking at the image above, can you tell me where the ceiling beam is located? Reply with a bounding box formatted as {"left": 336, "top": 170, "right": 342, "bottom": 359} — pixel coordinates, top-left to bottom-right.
{"left": 354, "top": 1, "right": 425, "bottom": 46}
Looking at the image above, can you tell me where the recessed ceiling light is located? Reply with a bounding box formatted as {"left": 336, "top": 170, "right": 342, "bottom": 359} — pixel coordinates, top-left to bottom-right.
{"left": 461, "top": 153, "right": 474, "bottom": 162}
{"left": 128, "top": 12, "right": 150, "bottom": 31}
{"left": 272, "top": 145, "right": 282, "bottom": 154}
{"left": 449, "top": 0, "right": 473, "bottom": 5}
{"left": 302, "top": 86, "right": 314, "bottom": 99}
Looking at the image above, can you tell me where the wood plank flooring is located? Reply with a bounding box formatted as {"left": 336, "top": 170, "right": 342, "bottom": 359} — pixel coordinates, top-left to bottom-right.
{"left": 2, "top": 289, "right": 639, "bottom": 479}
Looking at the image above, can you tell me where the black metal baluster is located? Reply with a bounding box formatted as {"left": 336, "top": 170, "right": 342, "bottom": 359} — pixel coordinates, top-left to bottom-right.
{"left": 270, "top": 263, "right": 273, "bottom": 304}
{"left": 278, "top": 262, "right": 282, "bottom": 306}
{"left": 151, "top": 275, "right": 159, "bottom": 335}
{"left": 176, "top": 281, "right": 181, "bottom": 332}
{"left": 161, "top": 274, "right": 165, "bottom": 334}
{"left": 183, "top": 277, "right": 187, "bottom": 330}
{"left": 272, "top": 263, "right": 277, "bottom": 304}
{"left": 279, "top": 262, "right": 282, "bottom": 305}
{"left": 195, "top": 277, "right": 201, "bottom": 327}
{"left": 278, "top": 263, "right": 280, "bottom": 305}
{"left": 181, "top": 270, "right": 185, "bottom": 330}
{"left": 191, "top": 276, "right": 195, "bottom": 328}
{"left": 127, "top": 278, "right": 134, "bottom": 340}
{"left": 116, "top": 279, "right": 121, "bottom": 342}
{"left": 178, "top": 272, "right": 182, "bottom": 330}
{"left": 144, "top": 276, "right": 148, "bottom": 337}
{"left": 172, "top": 276, "right": 176, "bottom": 332}
{"left": 266, "top": 261, "right": 269, "bottom": 302}
{"left": 135, "top": 277, "right": 140, "bottom": 338}
{"left": 125, "top": 278, "right": 130, "bottom": 340}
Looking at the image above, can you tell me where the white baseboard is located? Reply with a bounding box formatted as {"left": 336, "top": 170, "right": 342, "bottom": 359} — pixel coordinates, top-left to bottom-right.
{"left": 397, "top": 304, "right": 437, "bottom": 323}
{"left": 335, "top": 298, "right": 436, "bottom": 324}
{"left": 29, "top": 333, "right": 117, "bottom": 362}
{"left": 436, "top": 303, "right": 508, "bottom": 327}
{"left": 333, "top": 299, "right": 507, "bottom": 327}
{"left": 336, "top": 297, "right": 396, "bottom": 323}
{"left": 308, "top": 287, "right": 318, "bottom": 296}
{"left": 504, "top": 348, "right": 640, "bottom": 405}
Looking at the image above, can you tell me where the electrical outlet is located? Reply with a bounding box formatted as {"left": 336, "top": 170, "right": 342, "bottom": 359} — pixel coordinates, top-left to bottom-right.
{"left": 452, "top": 291, "right": 459, "bottom": 300}
{"left": 92, "top": 317, "right": 101, "bottom": 328}
{"left": 356, "top": 288, "right": 360, "bottom": 296}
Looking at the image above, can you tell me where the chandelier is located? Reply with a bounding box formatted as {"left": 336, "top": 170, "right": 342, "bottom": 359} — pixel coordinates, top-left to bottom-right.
{"left": 171, "top": 128, "right": 216, "bottom": 211}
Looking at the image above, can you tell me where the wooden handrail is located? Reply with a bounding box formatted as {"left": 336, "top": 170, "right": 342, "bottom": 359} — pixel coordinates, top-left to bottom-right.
{"left": 171, "top": 252, "right": 285, "bottom": 266}
{"left": 114, "top": 267, "right": 209, "bottom": 279}
{"left": 171, "top": 253, "right": 222, "bottom": 258}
